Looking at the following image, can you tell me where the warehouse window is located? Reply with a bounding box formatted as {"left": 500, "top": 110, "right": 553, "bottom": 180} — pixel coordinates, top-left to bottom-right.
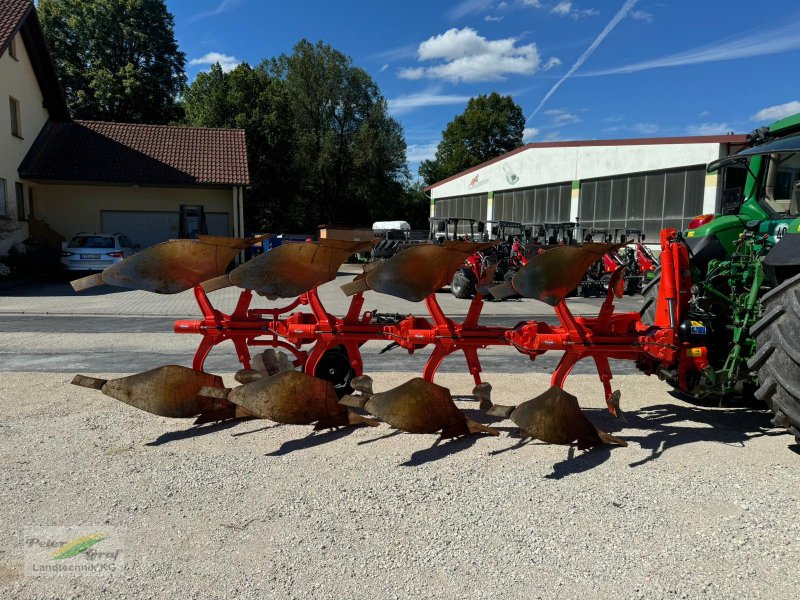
{"left": 9, "top": 96, "right": 21, "bottom": 138}
{"left": 433, "top": 192, "right": 489, "bottom": 235}
{"left": 579, "top": 165, "right": 706, "bottom": 240}
{"left": 493, "top": 182, "right": 571, "bottom": 225}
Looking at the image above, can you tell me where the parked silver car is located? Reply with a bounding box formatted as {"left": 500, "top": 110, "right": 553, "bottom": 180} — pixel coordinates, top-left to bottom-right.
{"left": 61, "top": 233, "right": 138, "bottom": 272}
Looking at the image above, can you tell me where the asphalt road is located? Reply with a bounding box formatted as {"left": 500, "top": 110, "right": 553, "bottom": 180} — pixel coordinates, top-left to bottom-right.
{"left": 0, "top": 291, "right": 644, "bottom": 375}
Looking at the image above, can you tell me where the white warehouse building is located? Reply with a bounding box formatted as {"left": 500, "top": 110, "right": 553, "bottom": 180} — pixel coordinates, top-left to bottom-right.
{"left": 426, "top": 134, "right": 749, "bottom": 241}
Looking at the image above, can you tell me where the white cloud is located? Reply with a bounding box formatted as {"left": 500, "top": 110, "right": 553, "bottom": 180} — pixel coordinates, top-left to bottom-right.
{"left": 379, "top": 64, "right": 389, "bottom": 72}
{"left": 528, "top": 0, "right": 640, "bottom": 119}
{"left": 498, "top": 1, "right": 510, "bottom": 7}
{"left": 550, "top": 1, "right": 598, "bottom": 19}
{"left": 485, "top": 15, "right": 503, "bottom": 22}
{"left": 631, "top": 122, "right": 660, "bottom": 135}
{"left": 371, "top": 44, "right": 418, "bottom": 62}
{"left": 188, "top": 52, "right": 240, "bottom": 73}
{"left": 543, "top": 56, "right": 562, "bottom": 70}
{"left": 398, "top": 27, "right": 541, "bottom": 83}
{"left": 407, "top": 143, "right": 439, "bottom": 163}
{"left": 544, "top": 108, "right": 581, "bottom": 125}
{"left": 581, "top": 20, "right": 800, "bottom": 77}
{"left": 630, "top": 9, "right": 652, "bottom": 22}
{"left": 519, "top": 0, "right": 542, "bottom": 6}
{"left": 387, "top": 91, "right": 471, "bottom": 115}
{"left": 522, "top": 127, "right": 539, "bottom": 141}
{"left": 751, "top": 101, "right": 800, "bottom": 122}
{"left": 684, "top": 122, "right": 732, "bottom": 136}
{"left": 449, "top": 0, "right": 493, "bottom": 20}
{"left": 603, "top": 114, "right": 624, "bottom": 123}
{"left": 189, "top": 0, "right": 242, "bottom": 22}
{"left": 698, "top": 110, "right": 710, "bottom": 117}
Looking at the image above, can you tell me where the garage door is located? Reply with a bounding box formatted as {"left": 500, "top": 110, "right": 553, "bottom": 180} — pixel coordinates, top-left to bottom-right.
{"left": 101, "top": 211, "right": 230, "bottom": 248}
{"left": 102, "top": 211, "right": 179, "bottom": 248}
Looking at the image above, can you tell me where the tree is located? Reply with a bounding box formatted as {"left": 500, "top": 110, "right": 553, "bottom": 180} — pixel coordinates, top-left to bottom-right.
{"left": 183, "top": 41, "right": 409, "bottom": 232}
{"left": 419, "top": 92, "right": 525, "bottom": 186}
{"left": 272, "top": 40, "right": 408, "bottom": 228}
{"left": 39, "top": 0, "right": 186, "bottom": 123}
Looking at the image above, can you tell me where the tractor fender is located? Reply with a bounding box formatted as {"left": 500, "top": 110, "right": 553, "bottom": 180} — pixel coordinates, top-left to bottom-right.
{"left": 764, "top": 230, "right": 800, "bottom": 285}
{"left": 683, "top": 233, "right": 728, "bottom": 274}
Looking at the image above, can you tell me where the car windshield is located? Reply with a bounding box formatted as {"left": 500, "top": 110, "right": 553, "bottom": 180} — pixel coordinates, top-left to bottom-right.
{"left": 761, "top": 152, "right": 800, "bottom": 216}
{"left": 68, "top": 236, "right": 116, "bottom": 249}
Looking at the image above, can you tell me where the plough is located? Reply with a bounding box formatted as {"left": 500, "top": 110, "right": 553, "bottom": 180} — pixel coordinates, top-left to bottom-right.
{"left": 70, "top": 229, "right": 699, "bottom": 451}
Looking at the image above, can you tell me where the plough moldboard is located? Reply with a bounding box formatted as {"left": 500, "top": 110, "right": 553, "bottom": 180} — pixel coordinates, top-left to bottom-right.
{"left": 71, "top": 230, "right": 696, "bottom": 453}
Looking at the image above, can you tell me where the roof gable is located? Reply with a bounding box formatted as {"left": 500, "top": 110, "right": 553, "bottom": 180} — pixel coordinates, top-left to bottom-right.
{"left": 1, "top": 0, "right": 69, "bottom": 120}
{"left": 0, "top": 0, "right": 31, "bottom": 55}
{"left": 20, "top": 120, "right": 250, "bottom": 187}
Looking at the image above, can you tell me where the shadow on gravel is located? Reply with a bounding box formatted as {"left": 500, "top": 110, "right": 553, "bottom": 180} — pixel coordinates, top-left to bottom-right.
{"left": 401, "top": 434, "right": 483, "bottom": 467}
{"left": 264, "top": 427, "right": 360, "bottom": 456}
{"left": 145, "top": 419, "right": 246, "bottom": 446}
{"left": 543, "top": 403, "right": 784, "bottom": 478}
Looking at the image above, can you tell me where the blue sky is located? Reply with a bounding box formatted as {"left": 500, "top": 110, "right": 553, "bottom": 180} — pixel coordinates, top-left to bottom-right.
{"left": 169, "top": 0, "right": 800, "bottom": 175}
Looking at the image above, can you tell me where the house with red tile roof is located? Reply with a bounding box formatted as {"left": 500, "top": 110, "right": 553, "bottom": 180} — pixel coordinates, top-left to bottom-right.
{"left": 0, "top": 0, "right": 250, "bottom": 254}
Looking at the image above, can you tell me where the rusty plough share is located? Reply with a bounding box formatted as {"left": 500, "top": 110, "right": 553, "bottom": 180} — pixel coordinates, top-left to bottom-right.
{"left": 71, "top": 230, "right": 693, "bottom": 451}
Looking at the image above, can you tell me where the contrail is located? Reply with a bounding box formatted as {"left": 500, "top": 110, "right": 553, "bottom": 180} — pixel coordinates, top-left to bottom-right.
{"left": 527, "top": 0, "right": 638, "bottom": 122}
{"left": 577, "top": 20, "right": 800, "bottom": 77}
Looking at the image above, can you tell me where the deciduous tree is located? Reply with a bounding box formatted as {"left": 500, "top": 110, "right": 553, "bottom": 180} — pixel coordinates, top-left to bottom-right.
{"left": 39, "top": 0, "right": 186, "bottom": 123}
{"left": 419, "top": 92, "right": 525, "bottom": 186}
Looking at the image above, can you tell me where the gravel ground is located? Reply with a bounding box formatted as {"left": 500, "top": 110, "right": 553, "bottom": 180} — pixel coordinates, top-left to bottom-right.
{"left": 1, "top": 370, "right": 799, "bottom": 600}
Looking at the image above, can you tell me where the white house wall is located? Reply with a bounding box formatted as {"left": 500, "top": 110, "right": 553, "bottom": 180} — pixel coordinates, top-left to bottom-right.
{"left": 0, "top": 30, "right": 50, "bottom": 253}
{"left": 430, "top": 142, "right": 726, "bottom": 200}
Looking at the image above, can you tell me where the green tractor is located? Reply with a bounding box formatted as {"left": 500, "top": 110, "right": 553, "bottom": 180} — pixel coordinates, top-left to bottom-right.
{"left": 640, "top": 112, "right": 800, "bottom": 443}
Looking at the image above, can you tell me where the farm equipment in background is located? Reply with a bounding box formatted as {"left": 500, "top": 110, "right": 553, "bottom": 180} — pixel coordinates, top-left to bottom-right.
{"left": 573, "top": 228, "right": 627, "bottom": 297}
{"left": 450, "top": 220, "right": 528, "bottom": 299}
{"left": 616, "top": 228, "right": 658, "bottom": 294}
{"left": 370, "top": 221, "right": 413, "bottom": 259}
{"left": 429, "top": 217, "right": 483, "bottom": 243}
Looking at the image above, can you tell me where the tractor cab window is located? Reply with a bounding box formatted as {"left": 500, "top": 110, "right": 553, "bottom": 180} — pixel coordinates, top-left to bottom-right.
{"left": 761, "top": 152, "right": 800, "bottom": 216}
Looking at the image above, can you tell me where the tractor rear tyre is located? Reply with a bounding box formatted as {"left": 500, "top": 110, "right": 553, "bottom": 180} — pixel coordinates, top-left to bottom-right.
{"left": 749, "top": 273, "right": 800, "bottom": 444}
{"left": 451, "top": 271, "right": 475, "bottom": 299}
{"left": 639, "top": 268, "right": 661, "bottom": 324}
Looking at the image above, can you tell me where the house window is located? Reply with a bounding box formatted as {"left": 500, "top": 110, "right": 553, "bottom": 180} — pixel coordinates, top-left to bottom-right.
{"left": 10, "top": 96, "right": 21, "bottom": 138}
{"left": 9, "top": 36, "right": 18, "bottom": 60}
{"left": 15, "top": 182, "right": 25, "bottom": 220}
{"left": 0, "top": 178, "right": 7, "bottom": 217}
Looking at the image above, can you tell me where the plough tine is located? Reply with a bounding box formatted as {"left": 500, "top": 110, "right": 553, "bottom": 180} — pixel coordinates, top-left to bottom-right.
{"left": 342, "top": 242, "right": 496, "bottom": 302}
{"left": 199, "top": 370, "right": 378, "bottom": 429}
{"left": 71, "top": 365, "right": 229, "bottom": 418}
{"left": 340, "top": 377, "right": 499, "bottom": 438}
{"left": 202, "top": 240, "right": 373, "bottom": 299}
{"left": 489, "top": 242, "right": 625, "bottom": 305}
{"left": 475, "top": 384, "right": 627, "bottom": 450}
{"left": 70, "top": 235, "right": 266, "bottom": 294}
